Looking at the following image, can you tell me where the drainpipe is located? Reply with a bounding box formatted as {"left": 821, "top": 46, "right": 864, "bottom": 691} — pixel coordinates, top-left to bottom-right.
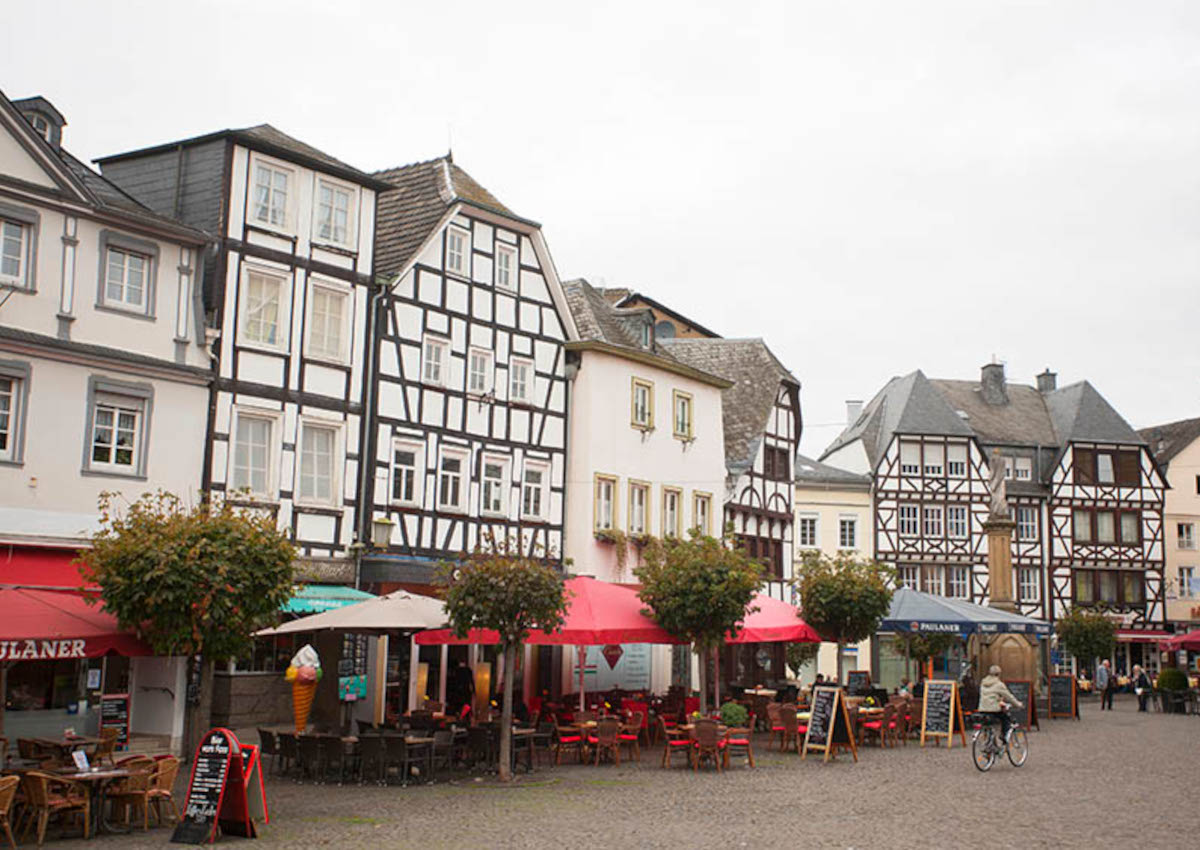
{"left": 355, "top": 277, "right": 388, "bottom": 588}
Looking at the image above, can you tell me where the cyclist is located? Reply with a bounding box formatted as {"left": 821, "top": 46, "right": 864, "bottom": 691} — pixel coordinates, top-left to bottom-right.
{"left": 977, "top": 664, "right": 1023, "bottom": 743}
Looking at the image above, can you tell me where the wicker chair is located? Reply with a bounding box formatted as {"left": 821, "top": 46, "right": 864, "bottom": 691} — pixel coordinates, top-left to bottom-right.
{"left": 296, "top": 735, "right": 328, "bottom": 783}
{"left": 257, "top": 729, "right": 279, "bottom": 775}
{"left": 659, "top": 715, "right": 691, "bottom": 768}
{"left": 589, "top": 717, "right": 622, "bottom": 766}
{"left": 766, "top": 702, "right": 785, "bottom": 750}
{"left": 891, "top": 703, "right": 909, "bottom": 746}
{"left": 860, "top": 703, "right": 894, "bottom": 748}
{"left": 94, "top": 728, "right": 119, "bottom": 767}
{"left": 619, "top": 711, "right": 643, "bottom": 762}
{"left": 553, "top": 724, "right": 583, "bottom": 765}
{"left": 779, "top": 705, "right": 802, "bottom": 753}
{"left": 383, "top": 735, "right": 413, "bottom": 785}
{"left": 723, "top": 726, "right": 754, "bottom": 769}
{"left": 19, "top": 771, "right": 89, "bottom": 846}
{"left": 0, "top": 775, "right": 18, "bottom": 850}
{"left": 107, "top": 761, "right": 156, "bottom": 831}
{"left": 691, "top": 718, "right": 724, "bottom": 772}
{"left": 357, "top": 733, "right": 387, "bottom": 785}
{"left": 149, "top": 756, "right": 181, "bottom": 827}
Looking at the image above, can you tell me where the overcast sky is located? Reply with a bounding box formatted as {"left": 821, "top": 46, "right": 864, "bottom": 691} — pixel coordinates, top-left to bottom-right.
{"left": 6, "top": 1, "right": 1198, "bottom": 455}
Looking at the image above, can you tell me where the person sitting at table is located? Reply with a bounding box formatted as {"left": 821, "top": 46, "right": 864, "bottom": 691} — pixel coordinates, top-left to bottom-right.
{"left": 897, "top": 678, "right": 912, "bottom": 698}
{"left": 814, "top": 674, "right": 826, "bottom": 688}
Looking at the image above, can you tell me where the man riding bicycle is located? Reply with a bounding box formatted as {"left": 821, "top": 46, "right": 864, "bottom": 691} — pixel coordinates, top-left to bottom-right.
{"left": 977, "top": 664, "right": 1023, "bottom": 741}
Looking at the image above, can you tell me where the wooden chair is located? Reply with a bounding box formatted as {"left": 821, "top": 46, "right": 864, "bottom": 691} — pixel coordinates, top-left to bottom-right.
{"left": 860, "top": 703, "right": 894, "bottom": 748}
{"left": 765, "top": 702, "right": 785, "bottom": 750}
{"left": 723, "top": 726, "right": 754, "bottom": 769}
{"left": 891, "top": 703, "right": 909, "bottom": 746}
{"left": 149, "top": 756, "right": 181, "bottom": 826}
{"left": 0, "top": 775, "right": 18, "bottom": 850}
{"left": 589, "top": 717, "right": 621, "bottom": 766}
{"left": 107, "top": 761, "right": 155, "bottom": 831}
{"left": 19, "top": 771, "right": 89, "bottom": 846}
{"left": 779, "top": 705, "right": 802, "bottom": 753}
{"left": 552, "top": 724, "right": 583, "bottom": 765}
{"left": 94, "top": 728, "right": 119, "bottom": 767}
{"left": 691, "top": 718, "right": 724, "bottom": 772}
{"left": 659, "top": 715, "right": 691, "bottom": 768}
{"left": 618, "top": 711, "right": 643, "bottom": 762}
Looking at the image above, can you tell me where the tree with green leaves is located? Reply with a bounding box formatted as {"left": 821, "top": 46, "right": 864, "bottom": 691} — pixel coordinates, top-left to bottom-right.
{"left": 792, "top": 550, "right": 893, "bottom": 682}
{"left": 438, "top": 535, "right": 567, "bottom": 782}
{"left": 635, "top": 530, "right": 762, "bottom": 712}
{"left": 1055, "top": 607, "right": 1116, "bottom": 675}
{"left": 78, "top": 491, "right": 295, "bottom": 753}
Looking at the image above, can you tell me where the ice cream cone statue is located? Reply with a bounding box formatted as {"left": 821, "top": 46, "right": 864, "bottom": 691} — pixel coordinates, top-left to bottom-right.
{"left": 285, "top": 644, "right": 323, "bottom": 733}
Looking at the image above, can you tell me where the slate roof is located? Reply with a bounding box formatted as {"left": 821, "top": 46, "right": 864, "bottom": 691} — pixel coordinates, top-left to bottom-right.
{"left": 1138, "top": 416, "right": 1200, "bottom": 468}
{"left": 611, "top": 291, "right": 723, "bottom": 338}
{"left": 563, "top": 279, "right": 654, "bottom": 351}
{"left": 794, "top": 454, "right": 871, "bottom": 488}
{"left": 659, "top": 338, "right": 799, "bottom": 476}
{"left": 821, "top": 368, "right": 1145, "bottom": 477}
{"left": 373, "top": 156, "right": 528, "bottom": 279}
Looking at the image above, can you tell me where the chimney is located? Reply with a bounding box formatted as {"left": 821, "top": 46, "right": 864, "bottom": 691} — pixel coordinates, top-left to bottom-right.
{"left": 980, "top": 362, "right": 1008, "bottom": 405}
{"left": 1036, "top": 369, "right": 1057, "bottom": 393}
{"left": 845, "top": 400, "right": 863, "bottom": 426}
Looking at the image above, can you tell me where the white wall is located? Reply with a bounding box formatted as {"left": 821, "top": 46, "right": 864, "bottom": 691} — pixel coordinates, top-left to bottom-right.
{"left": 130, "top": 656, "right": 188, "bottom": 752}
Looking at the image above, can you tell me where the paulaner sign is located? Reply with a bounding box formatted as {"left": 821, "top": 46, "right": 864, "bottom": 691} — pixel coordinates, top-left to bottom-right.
{"left": 0, "top": 639, "right": 88, "bottom": 660}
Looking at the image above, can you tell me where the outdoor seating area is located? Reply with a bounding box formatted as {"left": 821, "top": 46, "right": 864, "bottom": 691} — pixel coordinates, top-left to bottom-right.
{"left": 0, "top": 738, "right": 180, "bottom": 846}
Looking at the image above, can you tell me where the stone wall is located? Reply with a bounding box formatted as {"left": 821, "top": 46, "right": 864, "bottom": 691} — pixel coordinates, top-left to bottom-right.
{"left": 210, "top": 672, "right": 292, "bottom": 730}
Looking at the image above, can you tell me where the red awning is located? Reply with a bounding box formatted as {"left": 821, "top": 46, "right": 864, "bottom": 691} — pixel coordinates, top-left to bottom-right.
{"left": 726, "top": 593, "right": 821, "bottom": 644}
{"left": 0, "top": 546, "right": 94, "bottom": 589}
{"left": 1159, "top": 629, "right": 1200, "bottom": 652}
{"left": 1115, "top": 629, "right": 1172, "bottom": 644}
{"left": 0, "top": 587, "right": 150, "bottom": 658}
{"left": 415, "top": 576, "right": 683, "bottom": 646}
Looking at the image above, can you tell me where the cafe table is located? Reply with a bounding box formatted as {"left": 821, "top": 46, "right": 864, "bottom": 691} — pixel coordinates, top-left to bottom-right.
{"left": 35, "top": 736, "right": 100, "bottom": 759}
{"left": 55, "top": 766, "right": 134, "bottom": 837}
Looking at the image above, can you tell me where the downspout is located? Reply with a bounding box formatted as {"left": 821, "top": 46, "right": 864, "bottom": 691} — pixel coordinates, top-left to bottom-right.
{"left": 355, "top": 277, "right": 387, "bottom": 589}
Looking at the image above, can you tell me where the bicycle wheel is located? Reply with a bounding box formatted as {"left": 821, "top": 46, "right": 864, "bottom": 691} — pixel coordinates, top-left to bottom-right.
{"left": 1006, "top": 728, "right": 1029, "bottom": 767}
{"left": 971, "top": 730, "right": 995, "bottom": 772}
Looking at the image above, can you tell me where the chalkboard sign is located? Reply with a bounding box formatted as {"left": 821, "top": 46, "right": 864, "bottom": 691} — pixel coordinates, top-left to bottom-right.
{"left": 1048, "top": 674, "right": 1077, "bottom": 719}
{"left": 920, "top": 680, "right": 966, "bottom": 748}
{"left": 99, "top": 694, "right": 130, "bottom": 750}
{"left": 1003, "top": 680, "right": 1038, "bottom": 730}
{"left": 172, "top": 728, "right": 235, "bottom": 844}
{"left": 846, "top": 670, "right": 871, "bottom": 696}
{"left": 801, "top": 686, "right": 859, "bottom": 763}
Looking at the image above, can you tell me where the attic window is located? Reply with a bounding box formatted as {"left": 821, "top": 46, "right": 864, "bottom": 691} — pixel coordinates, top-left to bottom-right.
{"left": 28, "top": 113, "right": 50, "bottom": 141}
{"left": 641, "top": 322, "right": 652, "bottom": 348}
{"left": 956, "top": 410, "right": 969, "bottom": 419}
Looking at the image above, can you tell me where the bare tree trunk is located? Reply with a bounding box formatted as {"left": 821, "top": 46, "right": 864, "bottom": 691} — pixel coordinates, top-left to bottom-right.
{"left": 696, "top": 647, "right": 708, "bottom": 714}
{"left": 183, "top": 656, "right": 214, "bottom": 761}
{"left": 835, "top": 641, "right": 844, "bottom": 684}
{"left": 498, "top": 643, "right": 515, "bottom": 782}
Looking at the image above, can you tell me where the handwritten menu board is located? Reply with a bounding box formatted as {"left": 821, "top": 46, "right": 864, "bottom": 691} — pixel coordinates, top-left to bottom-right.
{"left": 1048, "top": 674, "right": 1077, "bottom": 719}
{"left": 339, "top": 633, "right": 371, "bottom": 702}
{"left": 99, "top": 694, "right": 130, "bottom": 750}
{"left": 846, "top": 670, "right": 871, "bottom": 696}
{"left": 920, "top": 680, "right": 965, "bottom": 748}
{"left": 801, "top": 686, "right": 859, "bottom": 763}
{"left": 172, "top": 729, "right": 235, "bottom": 844}
{"left": 1003, "top": 680, "right": 1037, "bottom": 729}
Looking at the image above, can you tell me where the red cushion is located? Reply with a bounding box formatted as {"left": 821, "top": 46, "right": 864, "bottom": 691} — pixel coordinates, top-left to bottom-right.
{"left": 587, "top": 736, "right": 600, "bottom": 744}
{"left": 618, "top": 734, "right": 638, "bottom": 741}
{"left": 667, "top": 739, "right": 691, "bottom": 747}
{"left": 797, "top": 725, "right": 808, "bottom": 734}
{"left": 887, "top": 721, "right": 897, "bottom": 729}
{"left": 558, "top": 736, "right": 581, "bottom": 744}
{"left": 862, "top": 721, "right": 882, "bottom": 730}
{"left": 771, "top": 725, "right": 786, "bottom": 731}
{"left": 727, "top": 738, "right": 750, "bottom": 746}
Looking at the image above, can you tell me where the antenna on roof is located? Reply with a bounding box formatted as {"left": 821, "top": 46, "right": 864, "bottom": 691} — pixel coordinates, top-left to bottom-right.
{"left": 446, "top": 123, "right": 453, "bottom": 162}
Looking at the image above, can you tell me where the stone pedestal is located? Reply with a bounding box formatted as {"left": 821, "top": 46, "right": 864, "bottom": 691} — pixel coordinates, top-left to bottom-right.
{"left": 983, "top": 518, "right": 1017, "bottom": 613}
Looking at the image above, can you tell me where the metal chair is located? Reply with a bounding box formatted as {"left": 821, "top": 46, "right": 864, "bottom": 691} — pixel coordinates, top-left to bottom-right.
{"left": 276, "top": 731, "right": 298, "bottom": 777}
{"left": 383, "top": 735, "right": 413, "bottom": 785}
{"left": 257, "top": 729, "right": 279, "bottom": 775}
{"left": 357, "top": 734, "right": 387, "bottom": 786}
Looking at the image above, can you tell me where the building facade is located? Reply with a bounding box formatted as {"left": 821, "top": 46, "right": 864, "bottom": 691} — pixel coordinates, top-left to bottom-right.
{"left": 0, "top": 91, "right": 211, "bottom": 749}
{"left": 99, "top": 125, "right": 388, "bottom": 584}
{"left": 561, "top": 279, "right": 729, "bottom": 693}
{"left": 822, "top": 364, "right": 1167, "bottom": 674}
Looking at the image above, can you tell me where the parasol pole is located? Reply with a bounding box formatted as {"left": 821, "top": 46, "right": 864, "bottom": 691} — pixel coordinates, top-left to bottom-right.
{"left": 577, "top": 645, "right": 586, "bottom": 712}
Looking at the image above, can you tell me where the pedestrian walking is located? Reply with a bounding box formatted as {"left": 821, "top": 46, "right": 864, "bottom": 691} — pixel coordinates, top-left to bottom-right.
{"left": 1097, "top": 659, "right": 1114, "bottom": 710}
{"left": 1132, "top": 664, "right": 1152, "bottom": 712}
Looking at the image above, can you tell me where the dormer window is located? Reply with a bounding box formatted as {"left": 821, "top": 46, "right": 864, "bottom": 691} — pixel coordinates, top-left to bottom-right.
{"left": 28, "top": 113, "right": 50, "bottom": 141}
{"left": 641, "top": 322, "right": 652, "bottom": 348}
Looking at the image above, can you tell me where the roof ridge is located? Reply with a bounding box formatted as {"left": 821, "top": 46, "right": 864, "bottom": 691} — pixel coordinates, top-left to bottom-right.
{"left": 373, "top": 154, "right": 450, "bottom": 176}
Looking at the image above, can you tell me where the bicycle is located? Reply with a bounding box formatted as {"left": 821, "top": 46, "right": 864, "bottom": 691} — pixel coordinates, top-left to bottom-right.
{"left": 969, "top": 711, "right": 1028, "bottom": 772}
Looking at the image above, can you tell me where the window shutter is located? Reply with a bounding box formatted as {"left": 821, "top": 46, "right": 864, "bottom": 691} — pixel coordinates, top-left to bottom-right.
{"left": 1073, "top": 448, "right": 1095, "bottom": 485}
{"left": 1116, "top": 451, "right": 1139, "bottom": 486}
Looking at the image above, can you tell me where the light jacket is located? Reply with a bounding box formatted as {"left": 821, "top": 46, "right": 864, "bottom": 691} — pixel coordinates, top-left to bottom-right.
{"left": 977, "top": 675, "right": 1022, "bottom": 713}
{"left": 1096, "top": 665, "right": 1111, "bottom": 689}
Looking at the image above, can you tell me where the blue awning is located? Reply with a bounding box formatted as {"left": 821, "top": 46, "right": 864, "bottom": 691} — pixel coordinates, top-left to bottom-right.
{"left": 879, "top": 588, "right": 1051, "bottom": 637}
{"left": 282, "top": 584, "right": 375, "bottom": 614}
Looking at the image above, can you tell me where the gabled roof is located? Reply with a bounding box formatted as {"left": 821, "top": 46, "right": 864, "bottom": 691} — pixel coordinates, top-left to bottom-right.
{"left": 794, "top": 454, "right": 871, "bottom": 489}
{"left": 1138, "top": 417, "right": 1200, "bottom": 468}
{"left": 612, "top": 291, "right": 722, "bottom": 338}
{"left": 929, "top": 379, "right": 1058, "bottom": 446}
{"left": 95, "top": 123, "right": 390, "bottom": 191}
{"left": 373, "top": 155, "right": 532, "bottom": 280}
{"left": 659, "top": 337, "right": 799, "bottom": 476}
{"left": 1043, "top": 381, "right": 1143, "bottom": 446}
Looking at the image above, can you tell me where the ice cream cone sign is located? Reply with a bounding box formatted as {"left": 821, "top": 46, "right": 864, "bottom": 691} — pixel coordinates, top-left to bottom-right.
{"left": 285, "top": 644, "right": 323, "bottom": 733}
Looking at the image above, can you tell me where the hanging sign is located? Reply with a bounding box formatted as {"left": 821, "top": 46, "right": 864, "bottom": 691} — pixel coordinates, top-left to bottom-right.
{"left": 602, "top": 644, "right": 624, "bottom": 669}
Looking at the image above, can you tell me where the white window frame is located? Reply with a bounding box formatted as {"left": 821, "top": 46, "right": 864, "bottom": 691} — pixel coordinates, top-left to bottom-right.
{"left": 250, "top": 155, "right": 295, "bottom": 233}
{"left": 467, "top": 348, "right": 494, "bottom": 396}
{"left": 900, "top": 441, "right": 920, "bottom": 475}
{"left": 1017, "top": 506, "right": 1038, "bottom": 541}
{"left": 947, "top": 505, "right": 969, "bottom": 539}
{"left": 693, "top": 492, "right": 712, "bottom": 536}
{"left": 296, "top": 420, "right": 341, "bottom": 507}
{"left": 509, "top": 357, "right": 534, "bottom": 404}
{"left": 923, "top": 564, "right": 945, "bottom": 596}
{"left": 1096, "top": 452, "right": 1116, "bottom": 484}
{"left": 305, "top": 279, "right": 351, "bottom": 364}
{"left": 662, "top": 487, "right": 682, "bottom": 538}
{"left": 672, "top": 390, "right": 693, "bottom": 440}
{"left": 521, "top": 459, "right": 549, "bottom": 521}
{"left": 1179, "top": 566, "right": 1196, "bottom": 599}
{"left": 1003, "top": 457, "right": 1014, "bottom": 480}
{"left": 629, "top": 481, "right": 650, "bottom": 535}
{"left": 922, "top": 505, "right": 944, "bottom": 538}
{"left": 1179, "top": 523, "right": 1196, "bottom": 550}
{"left": 89, "top": 396, "right": 143, "bottom": 473}
{"left": 437, "top": 448, "right": 468, "bottom": 512}
{"left": 103, "top": 246, "right": 150, "bottom": 312}
{"left": 1014, "top": 457, "right": 1032, "bottom": 481}
{"left": 898, "top": 565, "right": 919, "bottom": 590}
{"left": 947, "top": 443, "right": 967, "bottom": 478}
{"left": 948, "top": 566, "right": 970, "bottom": 599}
{"left": 480, "top": 456, "right": 510, "bottom": 517}
{"left": 898, "top": 504, "right": 919, "bottom": 537}
{"left": 631, "top": 378, "right": 654, "bottom": 429}
{"left": 494, "top": 243, "right": 516, "bottom": 290}
{"left": 240, "top": 266, "right": 289, "bottom": 351}
{"left": 594, "top": 474, "right": 618, "bottom": 531}
{"left": 390, "top": 439, "right": 424, "bottom": 507}
{"left": 422, "top": 336, "right": 450, "bottom": 387}
{"left": 313, "top": 177, "right": 357, "bottom": 248}
{"left": 1018, "top": 567, "right": 1040, "bottom": 603}
{"left": 798, "top": 514, "right": 818, "bottom": 549}
{"left": 838, "top": 515, "right": 857, "bottom": 549}
{"left": 0, "top": 368, "right": 27, "bottom": 464}
{"left": 923, "top": 444, "right": 944, "bottom": 476}
{"left": 446, "top": 226, "right": 471, "bottom": 277}
{"left": 229, "top": 410, "right": 277, "bottom": 500}
{"left": 0, "top": 218, "right": 29, "bottom": 289}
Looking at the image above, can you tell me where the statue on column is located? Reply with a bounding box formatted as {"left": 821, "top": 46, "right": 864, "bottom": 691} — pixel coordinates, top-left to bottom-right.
{"left": 988, "top": 449, "right": 1009, "bottom": 521}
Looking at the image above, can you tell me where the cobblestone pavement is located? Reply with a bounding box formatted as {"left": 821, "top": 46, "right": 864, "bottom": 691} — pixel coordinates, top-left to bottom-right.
{"left": 40, "top": 695, "right": 1198, "bottom": 849}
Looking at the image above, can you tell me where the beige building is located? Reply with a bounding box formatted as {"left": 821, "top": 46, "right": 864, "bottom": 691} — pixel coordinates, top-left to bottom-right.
{"left": 1141, "top": 418, "right": 1200, "bottom": 648}
{"left": 793, "top": 453, "right": 873, "bottom": 683}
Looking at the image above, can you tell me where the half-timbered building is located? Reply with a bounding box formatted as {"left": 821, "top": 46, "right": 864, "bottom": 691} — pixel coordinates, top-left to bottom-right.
{"left": 822, "top": 364, "right": 1167, "bottom": 673}
{"left": 99, "top": 125, "right": 389, "bottom": 585}
{"left": 361, "top": 156, "right": 577, "bottom": 590}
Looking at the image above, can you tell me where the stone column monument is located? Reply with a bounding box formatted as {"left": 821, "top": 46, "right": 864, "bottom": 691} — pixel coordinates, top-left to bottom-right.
{"left": 984, "top": 448, "right": 1016, "bottom": 613}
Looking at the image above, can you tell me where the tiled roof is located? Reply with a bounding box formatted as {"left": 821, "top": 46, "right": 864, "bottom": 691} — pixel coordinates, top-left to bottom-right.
{"left": 1138, "top": 416, "right": 1200, "bottom": 468}
{"left": 1044, "top": 381, "right": 1144, "bottom": 446}
{"left": 563, "top": 279, "right": 653, "bottom": 351}
{"left": 794, "top": 454, "right": 871, "bottom": 488}
{"left": 659, "top": 337, "right": 799, "bottom": 476}
{"left": 929, "top": 379, "right": 1058, "bottom": 446}
{"left": 237, "top": 124, "right": 373, "bottom": 180}
{"left": 373, "top": 156, "right": 524, "bottom": 279}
